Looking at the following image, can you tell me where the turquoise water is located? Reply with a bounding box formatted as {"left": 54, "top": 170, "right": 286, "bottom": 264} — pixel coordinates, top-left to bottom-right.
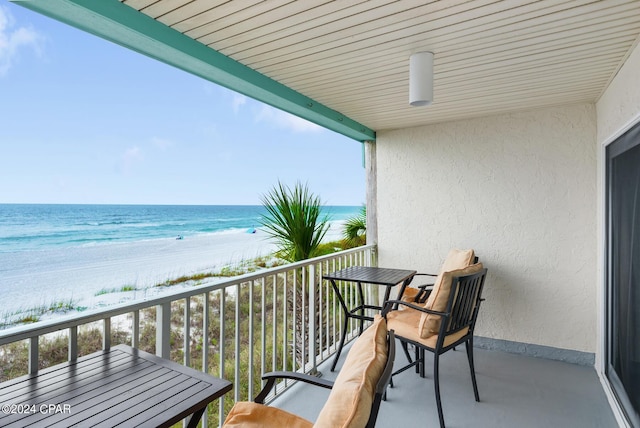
{"left": 0, "top": 204, "right": 361, "bottom": 253}
{"left": 0, "top": 204, "right": 362, "bottom": 320}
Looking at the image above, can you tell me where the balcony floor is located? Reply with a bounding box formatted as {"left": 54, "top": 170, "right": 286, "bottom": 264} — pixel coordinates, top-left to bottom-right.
{"left": 271, "top": 339, "right": 618, "bottom": 427}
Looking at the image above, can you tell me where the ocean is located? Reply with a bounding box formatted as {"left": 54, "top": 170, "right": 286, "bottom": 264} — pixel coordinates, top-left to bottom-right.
{"left": 0, "top": 204, "right": 361, "bottom": 326}
{"left": 0, "top": 204, "right": 361, "bottom": 253}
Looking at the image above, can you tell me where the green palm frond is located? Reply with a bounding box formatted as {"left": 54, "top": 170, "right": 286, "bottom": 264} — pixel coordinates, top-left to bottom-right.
{"left": 342, "top": 205, "right": 366, "bottom": 246}
{"left": 259, "top": 181, "right": 330, "bottom": 262}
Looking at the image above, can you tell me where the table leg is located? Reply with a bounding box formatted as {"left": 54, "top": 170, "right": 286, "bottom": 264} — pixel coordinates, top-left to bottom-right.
{"left": 186, "top": 407, "right": 206, "bottom": 428}
{"left": 330, "top": 279, "right": 351, "bottom": 372}
{"left": 383, "top": 285, "right": 393, "bottom": 303}
{"left": 393, "top": 277, "right": 416, "bottom": 309}
{"left": 331, "top": 315, "right": 350, "bottom": 372}
{"left": 357, "top": 281, "right": 365, "bottom": 335}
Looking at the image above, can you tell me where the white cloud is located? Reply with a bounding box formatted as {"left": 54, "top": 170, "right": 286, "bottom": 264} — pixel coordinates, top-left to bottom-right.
{"left": 0, "top": 6, "right": 44, "bottom": 77}
{"left": 150, "top": 137, "right": 173, "bottom": 151}
{"left": 232, "top": 94, "right": 247, "bottom": 113}
{"left": 256, "top": 105, "right": 324, "bottom": 133}
{"left": 120, "top": 146, "right": 143, "bottom": 174}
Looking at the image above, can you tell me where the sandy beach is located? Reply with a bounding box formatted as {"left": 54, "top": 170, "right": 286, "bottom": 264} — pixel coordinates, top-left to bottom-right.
{"left": 0, "top": 221, "right": 346, "bottom": 322}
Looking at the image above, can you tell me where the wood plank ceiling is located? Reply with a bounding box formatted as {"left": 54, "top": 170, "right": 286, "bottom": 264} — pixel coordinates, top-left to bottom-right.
{"left": 121, "top": 0, "right": 640, "bottom": 132}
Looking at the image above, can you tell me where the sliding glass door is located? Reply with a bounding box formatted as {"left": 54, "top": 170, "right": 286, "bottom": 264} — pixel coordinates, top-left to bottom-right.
{"left": 606, "top": 120, "right": 640, "bottom": 427}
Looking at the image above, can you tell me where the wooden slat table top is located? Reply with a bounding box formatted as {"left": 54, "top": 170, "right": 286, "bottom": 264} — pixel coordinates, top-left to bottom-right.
{"left": 0, "top": 344, "right": 232, "bottom": 428}
{"left": 323, "top": 266, "right": 416, "bottom": 286}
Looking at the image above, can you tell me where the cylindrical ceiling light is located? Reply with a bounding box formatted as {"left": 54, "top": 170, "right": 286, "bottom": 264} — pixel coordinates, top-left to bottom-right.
{"left": 409, "top": 51, "right": 433, "bottom": 107}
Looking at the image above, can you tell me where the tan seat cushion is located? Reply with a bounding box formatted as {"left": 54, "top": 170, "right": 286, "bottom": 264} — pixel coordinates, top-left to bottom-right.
{"left": 418, "top": 263, "right": 484, "bottom": 338}
{"left": 224, "top": 401, "right": 313, "bottom": 428}
{"left": 386, "top": 306, "right": 469, "bottom": 348}
{"left": 401, "top": 287, "right": 421, "bottom": 303}
{"left": 402, "top": 249, "right": 475, "bottom": 306}
{"left": 314, "top": 314, "right": 388, "bottom": 428}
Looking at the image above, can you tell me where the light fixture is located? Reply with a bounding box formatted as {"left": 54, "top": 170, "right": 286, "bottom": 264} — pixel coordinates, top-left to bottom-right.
{"left": 409, "top": 51, "right": 433, "bottom": 106}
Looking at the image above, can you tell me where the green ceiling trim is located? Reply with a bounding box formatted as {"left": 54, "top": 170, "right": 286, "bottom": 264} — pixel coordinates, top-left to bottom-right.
{"left": 12, "top": 0, "right": 376, "bottom": 142}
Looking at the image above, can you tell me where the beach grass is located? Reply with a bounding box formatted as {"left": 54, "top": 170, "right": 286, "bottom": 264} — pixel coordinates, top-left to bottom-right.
{"left": 94, "top": 285, "right": 138, "bottom": 296}
{"left": 0, "top": 298, "right": 81, "bottom": 329}
{"left": 0, "top": 238, "right": 367, "bottom": 427}
{"left": 0, "top": 238, "right": 360, "bottom": 331}
{"left": 153, "top": 253, "right": 287, "bottom": 286}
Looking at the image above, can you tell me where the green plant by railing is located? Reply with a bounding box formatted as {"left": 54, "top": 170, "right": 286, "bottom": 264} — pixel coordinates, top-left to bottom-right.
{"left": 260, "top": 181, "right": 329, "bottom": 262}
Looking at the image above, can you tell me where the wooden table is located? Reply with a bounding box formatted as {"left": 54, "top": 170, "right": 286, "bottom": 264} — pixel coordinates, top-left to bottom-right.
{"left": 0, "top": 344, "right": 232, "bottom": 428}
{"left": 323, "top": 266, "right": 416, "bottom": 371}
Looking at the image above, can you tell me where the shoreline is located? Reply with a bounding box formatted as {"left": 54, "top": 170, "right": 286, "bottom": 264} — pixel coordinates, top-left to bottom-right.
{"left": 0, "top": 220, "right": 348, "bottom": 325}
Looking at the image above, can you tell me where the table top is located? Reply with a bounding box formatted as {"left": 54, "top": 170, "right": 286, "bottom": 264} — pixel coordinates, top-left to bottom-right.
{"left": 323, "top": 266, "right": 416, "bottom": 286}
{"left": 0, "top": 344, "right": 232, "bottom": 428}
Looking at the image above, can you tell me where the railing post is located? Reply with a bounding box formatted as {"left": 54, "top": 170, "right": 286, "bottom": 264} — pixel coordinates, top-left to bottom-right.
{"left": 156, "top": 302, "right": 171, "bottom": 359}
{"left": 103, "top": 318, "right": 111, "bottom": 351}
{"left": 234, "top": 283, "right": 241, "bottom": 403}
{"left": 218, "top": 289, "right": 226, "bottom": 427}
{"left": 202, "top": 292, "right": 210, "bottom": 428}
{"left": 248, "top": 281, "right": 254, "bottom": 398}
{"left": 132, "top": 310, "right": 140, "bottom": 349}
{"left": 370, "top": 245, "right": 378, "bottom": 267}
{"left": 29, "top": 336, "right": 39, "bottom": 374}
{"left": 69, "top": 326, "right": 78, "bottom": 361}
{"left": 308, "top": 264, "right": 319, "bottom": 375}
{"left": 183, "top": 296, "right": 191, "bottom": 367}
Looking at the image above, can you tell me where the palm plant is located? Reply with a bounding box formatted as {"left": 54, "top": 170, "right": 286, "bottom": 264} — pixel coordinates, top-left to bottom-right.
{"left": 342, "top": 205, "right": 366, "bottom": 247}
{"left": 259, "top": 181, "right": 329, "bottom": 262}
{"left": 260, "top": 181, "right": 329, "bottom": 371}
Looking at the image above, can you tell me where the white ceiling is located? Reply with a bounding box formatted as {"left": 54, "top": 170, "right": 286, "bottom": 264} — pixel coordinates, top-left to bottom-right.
{"left": 122, "top": 0, "right": 640, "bottom": 132}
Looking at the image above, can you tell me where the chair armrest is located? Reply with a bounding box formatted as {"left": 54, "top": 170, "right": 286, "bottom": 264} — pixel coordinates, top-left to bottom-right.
{"left": 254, "top": 371, "right": 334, "bottom": 404}
{"left": 382, "top": 300, "right": 448, "bottom": 318}
{"left": 413, "top": 273, "right": 437, "bottom": 289}
{"left": 407, "top": 273, "right": 436, "bottom": 301}
{"left": 415, "top": 273, "right": 437, "bottom": 278}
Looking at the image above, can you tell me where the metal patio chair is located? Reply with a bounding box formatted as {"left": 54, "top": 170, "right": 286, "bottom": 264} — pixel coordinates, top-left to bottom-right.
{"left": 223, "top": 315, "right": 395, "bottom": 428}
{"left": 383, "top": 265, "right": 488, "bottom": 428}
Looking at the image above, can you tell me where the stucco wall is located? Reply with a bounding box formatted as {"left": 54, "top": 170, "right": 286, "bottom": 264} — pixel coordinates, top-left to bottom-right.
{"left": 595, "top": 42, "right": 640, "bottom": 374}
{"left": 376, "top": 104, "right": 597, "bottom": 352}
{"left": 597, "top": 41, "right": 640, "bottom": 143}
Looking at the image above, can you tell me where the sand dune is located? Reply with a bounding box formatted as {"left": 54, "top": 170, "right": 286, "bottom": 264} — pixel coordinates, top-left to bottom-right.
{"left": 0, "top": 221, "right": 346, "bottom": 320}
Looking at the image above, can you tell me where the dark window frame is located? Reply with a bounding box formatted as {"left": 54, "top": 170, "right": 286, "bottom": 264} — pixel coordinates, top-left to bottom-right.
{"left": 605, "top": 118, "right": 640, "bottom": 428}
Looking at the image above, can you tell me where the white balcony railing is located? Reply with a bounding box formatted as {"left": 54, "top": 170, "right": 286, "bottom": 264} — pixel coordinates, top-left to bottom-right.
{"left": 0, "top": 244, "right": 377, "bottom": 426}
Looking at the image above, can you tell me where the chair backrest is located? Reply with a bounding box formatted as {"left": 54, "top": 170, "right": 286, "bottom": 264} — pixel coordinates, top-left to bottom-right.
{"left": 438, "top": 268, "right": 488, "bottom": 340}
{"left": 314, "top": 315, "right": 393, "bottom": 428}
{"left": 366, "top": 329, "right": 395, "bottom": 428}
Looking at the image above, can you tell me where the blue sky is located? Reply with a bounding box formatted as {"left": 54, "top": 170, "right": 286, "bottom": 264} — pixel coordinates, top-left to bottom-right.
{"left": 0, "top": 2, "right": 365, "bottom": 206}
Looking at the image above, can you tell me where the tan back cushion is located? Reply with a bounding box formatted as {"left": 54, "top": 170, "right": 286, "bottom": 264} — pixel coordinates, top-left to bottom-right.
{"left": 441, "top": 248, "right": 475, "bottom": 272}
{"left": 419, "top": 263, "right": 484, "bottom": 338}
{"left": 423, "top": 249, "right": 475, "bottom": 309}
{"left": 314, "top": 315, "right": 388, "bottom": 428}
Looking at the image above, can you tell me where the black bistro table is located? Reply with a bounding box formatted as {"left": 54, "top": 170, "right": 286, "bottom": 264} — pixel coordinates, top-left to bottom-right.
{"left": 323, "top": 266, "right": 416, "bottom": 371}
{"left": 0, "top": 344, "right": 232, "bottom": 428}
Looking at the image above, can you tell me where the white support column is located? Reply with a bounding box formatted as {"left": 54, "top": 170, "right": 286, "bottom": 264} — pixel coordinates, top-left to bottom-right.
{"left": 365, "top": 140, "right": 378, "bottom": 248}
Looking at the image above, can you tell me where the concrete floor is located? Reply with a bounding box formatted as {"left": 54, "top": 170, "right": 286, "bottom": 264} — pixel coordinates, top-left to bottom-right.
{"left": 270, "top": 339, "right": 618, "bottom": 428}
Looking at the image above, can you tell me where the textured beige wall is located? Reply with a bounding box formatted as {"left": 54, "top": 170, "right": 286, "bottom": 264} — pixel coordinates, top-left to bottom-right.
{"left": 595, "top": 42, "right": 640, "bottom": 372}
{"left": 376, "top": 104, "right": 597, "bottom": 352}
{"left": 597, "top": 41, "right": 640, "bottom": 143}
